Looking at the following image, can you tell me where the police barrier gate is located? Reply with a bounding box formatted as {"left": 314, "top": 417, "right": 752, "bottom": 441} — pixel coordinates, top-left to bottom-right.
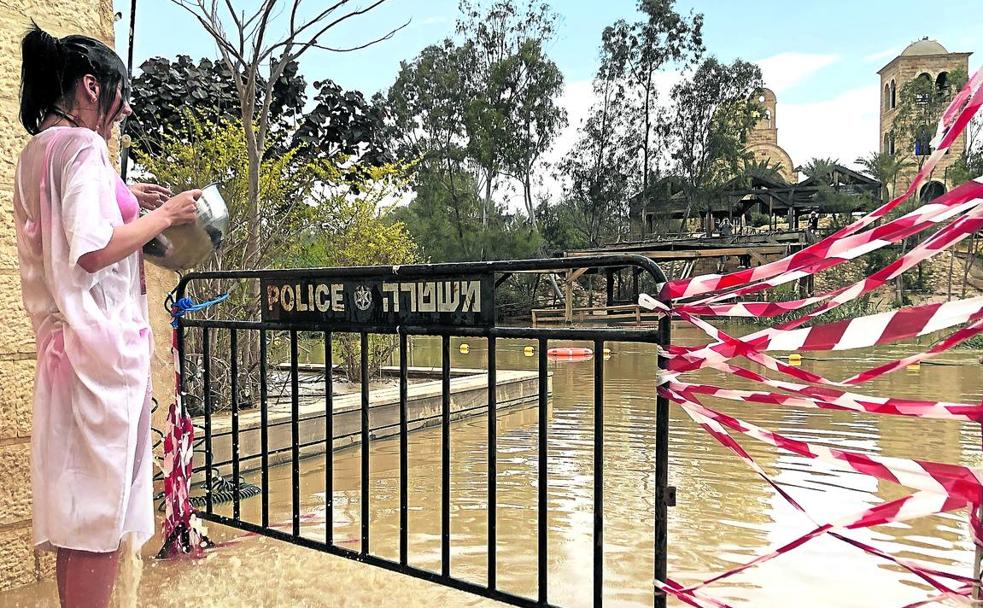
{"left": 174, "top": 255, "right": 673, "bottom": 608}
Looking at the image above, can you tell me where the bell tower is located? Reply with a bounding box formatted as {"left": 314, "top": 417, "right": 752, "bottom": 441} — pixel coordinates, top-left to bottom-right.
{"left": 878, "top": 37, "right": 971, "bottom": 200}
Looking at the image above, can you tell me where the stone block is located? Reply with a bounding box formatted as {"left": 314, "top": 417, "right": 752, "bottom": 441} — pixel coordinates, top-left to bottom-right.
{"left": 0, "top": 358, "right": 34, "bottom": 440}
{"left": 0, "top": 525, "right": 35, "bottom": 591}
{"left": 0, "top": 273, "right": 34, "bottom": 356}
{"left": 0, "top": 442, "right": 31, "bottom": 526}
{"left": 0, "top": 189, "right": 17, "bottom": 269}
{"left": 35, "top": 547, "right": 55, "bottom": 579}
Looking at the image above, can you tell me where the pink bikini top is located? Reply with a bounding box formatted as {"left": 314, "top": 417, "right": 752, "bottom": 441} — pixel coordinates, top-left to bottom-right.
{"left": 114, "top": 175, "right": 139, "bottom": 224}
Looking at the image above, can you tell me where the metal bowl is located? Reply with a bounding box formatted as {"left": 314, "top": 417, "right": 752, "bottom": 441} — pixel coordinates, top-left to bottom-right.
{"left": 143, "top": 183, "right": 230, "bottom": 271}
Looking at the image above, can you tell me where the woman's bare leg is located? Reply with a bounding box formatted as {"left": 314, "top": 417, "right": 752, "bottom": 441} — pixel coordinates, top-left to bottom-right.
{"left": 56, "top": 547, "right": 121, "bottom": 608}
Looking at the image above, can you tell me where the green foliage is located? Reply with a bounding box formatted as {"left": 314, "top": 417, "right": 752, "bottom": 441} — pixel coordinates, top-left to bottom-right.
{"left": 855, "top": 151, "right": 914, "bottom": 203}
{"left": 800, "top": 157, "right": 840, "bottom": 180}
{"left": 138, "top": 115, "right": 420, "bottom": 399}
{"left": 392, "top": 164, "right": 542, "bottom": 262}
{"left": 537, "top": 199, "right": 591, "bottom": 254}
{"left": 749, "top": 212, "right": 770, "bottom": 227}
{"left": 128, "top": 55, "right": 392, "bottom": 171}
{"left": 949, "top": 147, "right": 983, "bottom": 185}
{"left": 739, "top": 157, "right": 785, "bottom": 185}
{"left": 668, "top": 57, "right": 764, "bottom": 224}
{"left": 599, "top": 0, "right": 704, "bottom": 193}
{"left": 385, "top": 0, "right": 565, "bottom": 261}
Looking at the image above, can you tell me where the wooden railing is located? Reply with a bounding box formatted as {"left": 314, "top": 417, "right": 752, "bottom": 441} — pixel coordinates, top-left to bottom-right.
{"left": 531, "top": 304, "right": 660, "bottom": 326}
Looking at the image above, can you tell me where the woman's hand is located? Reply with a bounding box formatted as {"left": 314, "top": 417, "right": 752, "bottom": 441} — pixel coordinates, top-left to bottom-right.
{"left": 77, "top": 189, "right": 202, "bottom": 273}
{"left": 130, "top": 182, "right": 173, "bottom": 210}
{"left": 157, "top": 190, "right": 202, "bottom": 227}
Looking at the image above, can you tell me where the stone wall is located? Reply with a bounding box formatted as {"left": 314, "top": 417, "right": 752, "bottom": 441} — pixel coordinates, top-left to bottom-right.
{"left": 0, "top": 0, "right": 176, "bottom": 591}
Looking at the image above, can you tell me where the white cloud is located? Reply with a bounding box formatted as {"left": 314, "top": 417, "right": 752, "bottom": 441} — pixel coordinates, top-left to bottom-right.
{"left": 756, "top": 52, "right": 839, "bottom": 94}
{"left": 777, "top": 84, "right": 881, "bottom": 172}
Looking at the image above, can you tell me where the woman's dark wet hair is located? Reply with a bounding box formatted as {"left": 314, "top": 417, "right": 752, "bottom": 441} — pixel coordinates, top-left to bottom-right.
{"left": 19, "top": 23, "right": 130, "bottom": 135}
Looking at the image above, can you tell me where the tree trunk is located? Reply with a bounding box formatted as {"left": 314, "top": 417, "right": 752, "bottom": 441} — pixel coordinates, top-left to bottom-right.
{"left": 642, "top": 68, "right": 652, "bottom": 233}
{"left": 946, "top": 249, "right": 955, "bottom": 301}
{"left": 896, "top": 239, "right": 908, "bottom": 306}
{"left": 963, "top": 233, "right": 977, "bottom": 299}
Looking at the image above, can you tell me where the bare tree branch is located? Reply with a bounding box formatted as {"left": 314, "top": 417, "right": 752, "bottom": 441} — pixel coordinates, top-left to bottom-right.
{"left": 309, "top": 20, "right": 409, "bottom": 53}
{"left": 170, "top": 0, "right": 244, "bottom": 69}
{"left": 262, "top": 0, "right": 394, "bottom": 63}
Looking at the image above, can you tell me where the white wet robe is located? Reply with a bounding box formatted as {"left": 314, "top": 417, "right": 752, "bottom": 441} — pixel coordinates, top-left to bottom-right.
{"left": 13, "top": 126, "right": 154, "bottom": 553}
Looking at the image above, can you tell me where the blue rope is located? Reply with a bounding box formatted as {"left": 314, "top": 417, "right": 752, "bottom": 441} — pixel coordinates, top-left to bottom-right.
{"left": 171, "top": 293, "right": 230, "bottom": 327}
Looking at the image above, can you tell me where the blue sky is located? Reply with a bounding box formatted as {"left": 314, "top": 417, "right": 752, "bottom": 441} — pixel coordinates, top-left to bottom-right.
{"left": 112, "top": 0, "right": 982, "bottom": 186}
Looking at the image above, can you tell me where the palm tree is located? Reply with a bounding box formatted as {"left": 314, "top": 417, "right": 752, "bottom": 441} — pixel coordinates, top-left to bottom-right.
{"left": 738, "top": 157, "right": 785, "bottom": 185}
{"left": 855, "top": 151, "right": 914, "bottom": 203}
{"left": 799, "top": 157, "right": 840, "bottom": 181}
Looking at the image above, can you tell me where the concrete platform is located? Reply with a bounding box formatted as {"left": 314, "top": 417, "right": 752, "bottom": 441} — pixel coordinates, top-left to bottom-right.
{"left": 196, "top": 366, "right": 549, "bottom": 481}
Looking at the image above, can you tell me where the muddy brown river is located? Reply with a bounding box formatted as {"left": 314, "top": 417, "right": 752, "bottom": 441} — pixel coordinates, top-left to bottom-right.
{"left": 3, "top": 323, "right": 982, "bottom": 607}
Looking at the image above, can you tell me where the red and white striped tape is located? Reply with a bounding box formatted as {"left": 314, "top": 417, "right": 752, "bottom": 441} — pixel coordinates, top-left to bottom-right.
{"left": 666, "top": 379, "right": 983, "bottom": 422}
{"left": 653, "top": 385, "right": 976, "bottom": 606}
{"left": 639, "top": 67, "right": 983, "bottom": 606}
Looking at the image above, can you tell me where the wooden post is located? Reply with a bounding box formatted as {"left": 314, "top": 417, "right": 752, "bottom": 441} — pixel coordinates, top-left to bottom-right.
{"left": 564, "top": 271, "right": 573, "bottom": 324}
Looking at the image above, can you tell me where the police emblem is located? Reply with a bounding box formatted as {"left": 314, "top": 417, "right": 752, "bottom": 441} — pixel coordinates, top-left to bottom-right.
{"left": 353, "top": 285, "right": 373, "bottom": 311}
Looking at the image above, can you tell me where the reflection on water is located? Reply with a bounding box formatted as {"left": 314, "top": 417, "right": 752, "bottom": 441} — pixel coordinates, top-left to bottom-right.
{"left": 4, "top": 323, "right": 982, "bottom": 607}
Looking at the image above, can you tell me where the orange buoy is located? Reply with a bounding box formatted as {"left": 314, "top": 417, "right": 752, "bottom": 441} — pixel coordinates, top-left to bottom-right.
{"left": 547, "top": 347, "right": 594, "bottom": 359}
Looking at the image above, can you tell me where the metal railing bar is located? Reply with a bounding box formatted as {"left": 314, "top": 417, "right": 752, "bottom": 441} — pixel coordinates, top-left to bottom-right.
{"left": 487, "top": 336, "right": 497, "bottom": 591}
{"left": 230, "top": 328, "right": 240, "bottom": 521}
{"left": 538, "top": 338, "right": 548, "bottom": 605}
{"left": 324, "top": 332, "right": 334, "bottom": 546}
{"left": 399, "top": 333, "right": 409, "bottom": 566}
{"left": 259, "top": 329, "right": 269, "bottom": 528}
{"left": 360, "top": 332, "right": 370, "bottom": 554}
{"left": 179, "top": 320, "right": 661, "bottom": 343}
{"left": 593, "top": 338, "right": 604, "bottom": 608}
{"left": 290, "top": 330, "right": 301, "bottom": 537}
{"left": 442, "top": 334, "right": 451, "bottom": 578}
{"left": 202, "top": 326, "right": 213, "bottom": 514}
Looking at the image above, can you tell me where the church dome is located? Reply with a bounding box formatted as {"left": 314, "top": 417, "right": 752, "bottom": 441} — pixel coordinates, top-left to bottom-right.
{"left": 900, "top": 38, "right": 948, "bottom": 56}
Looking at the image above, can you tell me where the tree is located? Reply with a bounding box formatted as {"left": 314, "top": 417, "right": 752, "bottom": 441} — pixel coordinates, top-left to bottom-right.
{"left": 855, "top": 151, "right": 914, "bottom": 203}
{"left": 668, "top": 57, "right": 763, "bottom": 229}
{"left": 387, "top": 42, "right": 488, "bottom": 260}
{"left": 385, "top": 1, "right": 565, "bottom": 261}
{"left": 799, "top": 157, "right": 840, "bottom": 181}
{"left": 171, "top": 0, "right": 405, "bottom": 283}
{"left": 600, "top": 0, "right": 704, "bottom": 214}
{"left": 139, "top": 114, "right": 420, "bottom": 403}
{"left": 455, "top": 0, "right": 561, "bottom": 232}
{"left": 127, "top": 55, "right": 303, "bottom": 158}
{"left": 738, "top": 157, "right": 785, "bottom": 185}
{"left": 559, "top": 50, "right": 640, "bottom": 248}
{"left": 496, "top": 37, "right": 567, "bottom": 228}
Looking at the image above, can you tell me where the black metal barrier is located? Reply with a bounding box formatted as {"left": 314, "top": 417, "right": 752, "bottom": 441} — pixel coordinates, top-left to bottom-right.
{"left": 175, "top": 255, "right": 673, "bottom": 608}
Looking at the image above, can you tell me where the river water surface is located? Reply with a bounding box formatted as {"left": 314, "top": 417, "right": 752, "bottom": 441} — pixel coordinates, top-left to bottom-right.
{"left": 3, "top": 322, "right": 982, "bottom": 608}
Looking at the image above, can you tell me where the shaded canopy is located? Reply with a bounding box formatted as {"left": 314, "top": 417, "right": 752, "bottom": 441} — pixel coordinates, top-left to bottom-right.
{"left": 636, "top": 165, "right": 881, "bottom": 220}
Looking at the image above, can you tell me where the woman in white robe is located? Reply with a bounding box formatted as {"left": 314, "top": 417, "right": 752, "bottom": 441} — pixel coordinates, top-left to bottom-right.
{"left": 13, "top": 25, "right": 200, "bottom": 608}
